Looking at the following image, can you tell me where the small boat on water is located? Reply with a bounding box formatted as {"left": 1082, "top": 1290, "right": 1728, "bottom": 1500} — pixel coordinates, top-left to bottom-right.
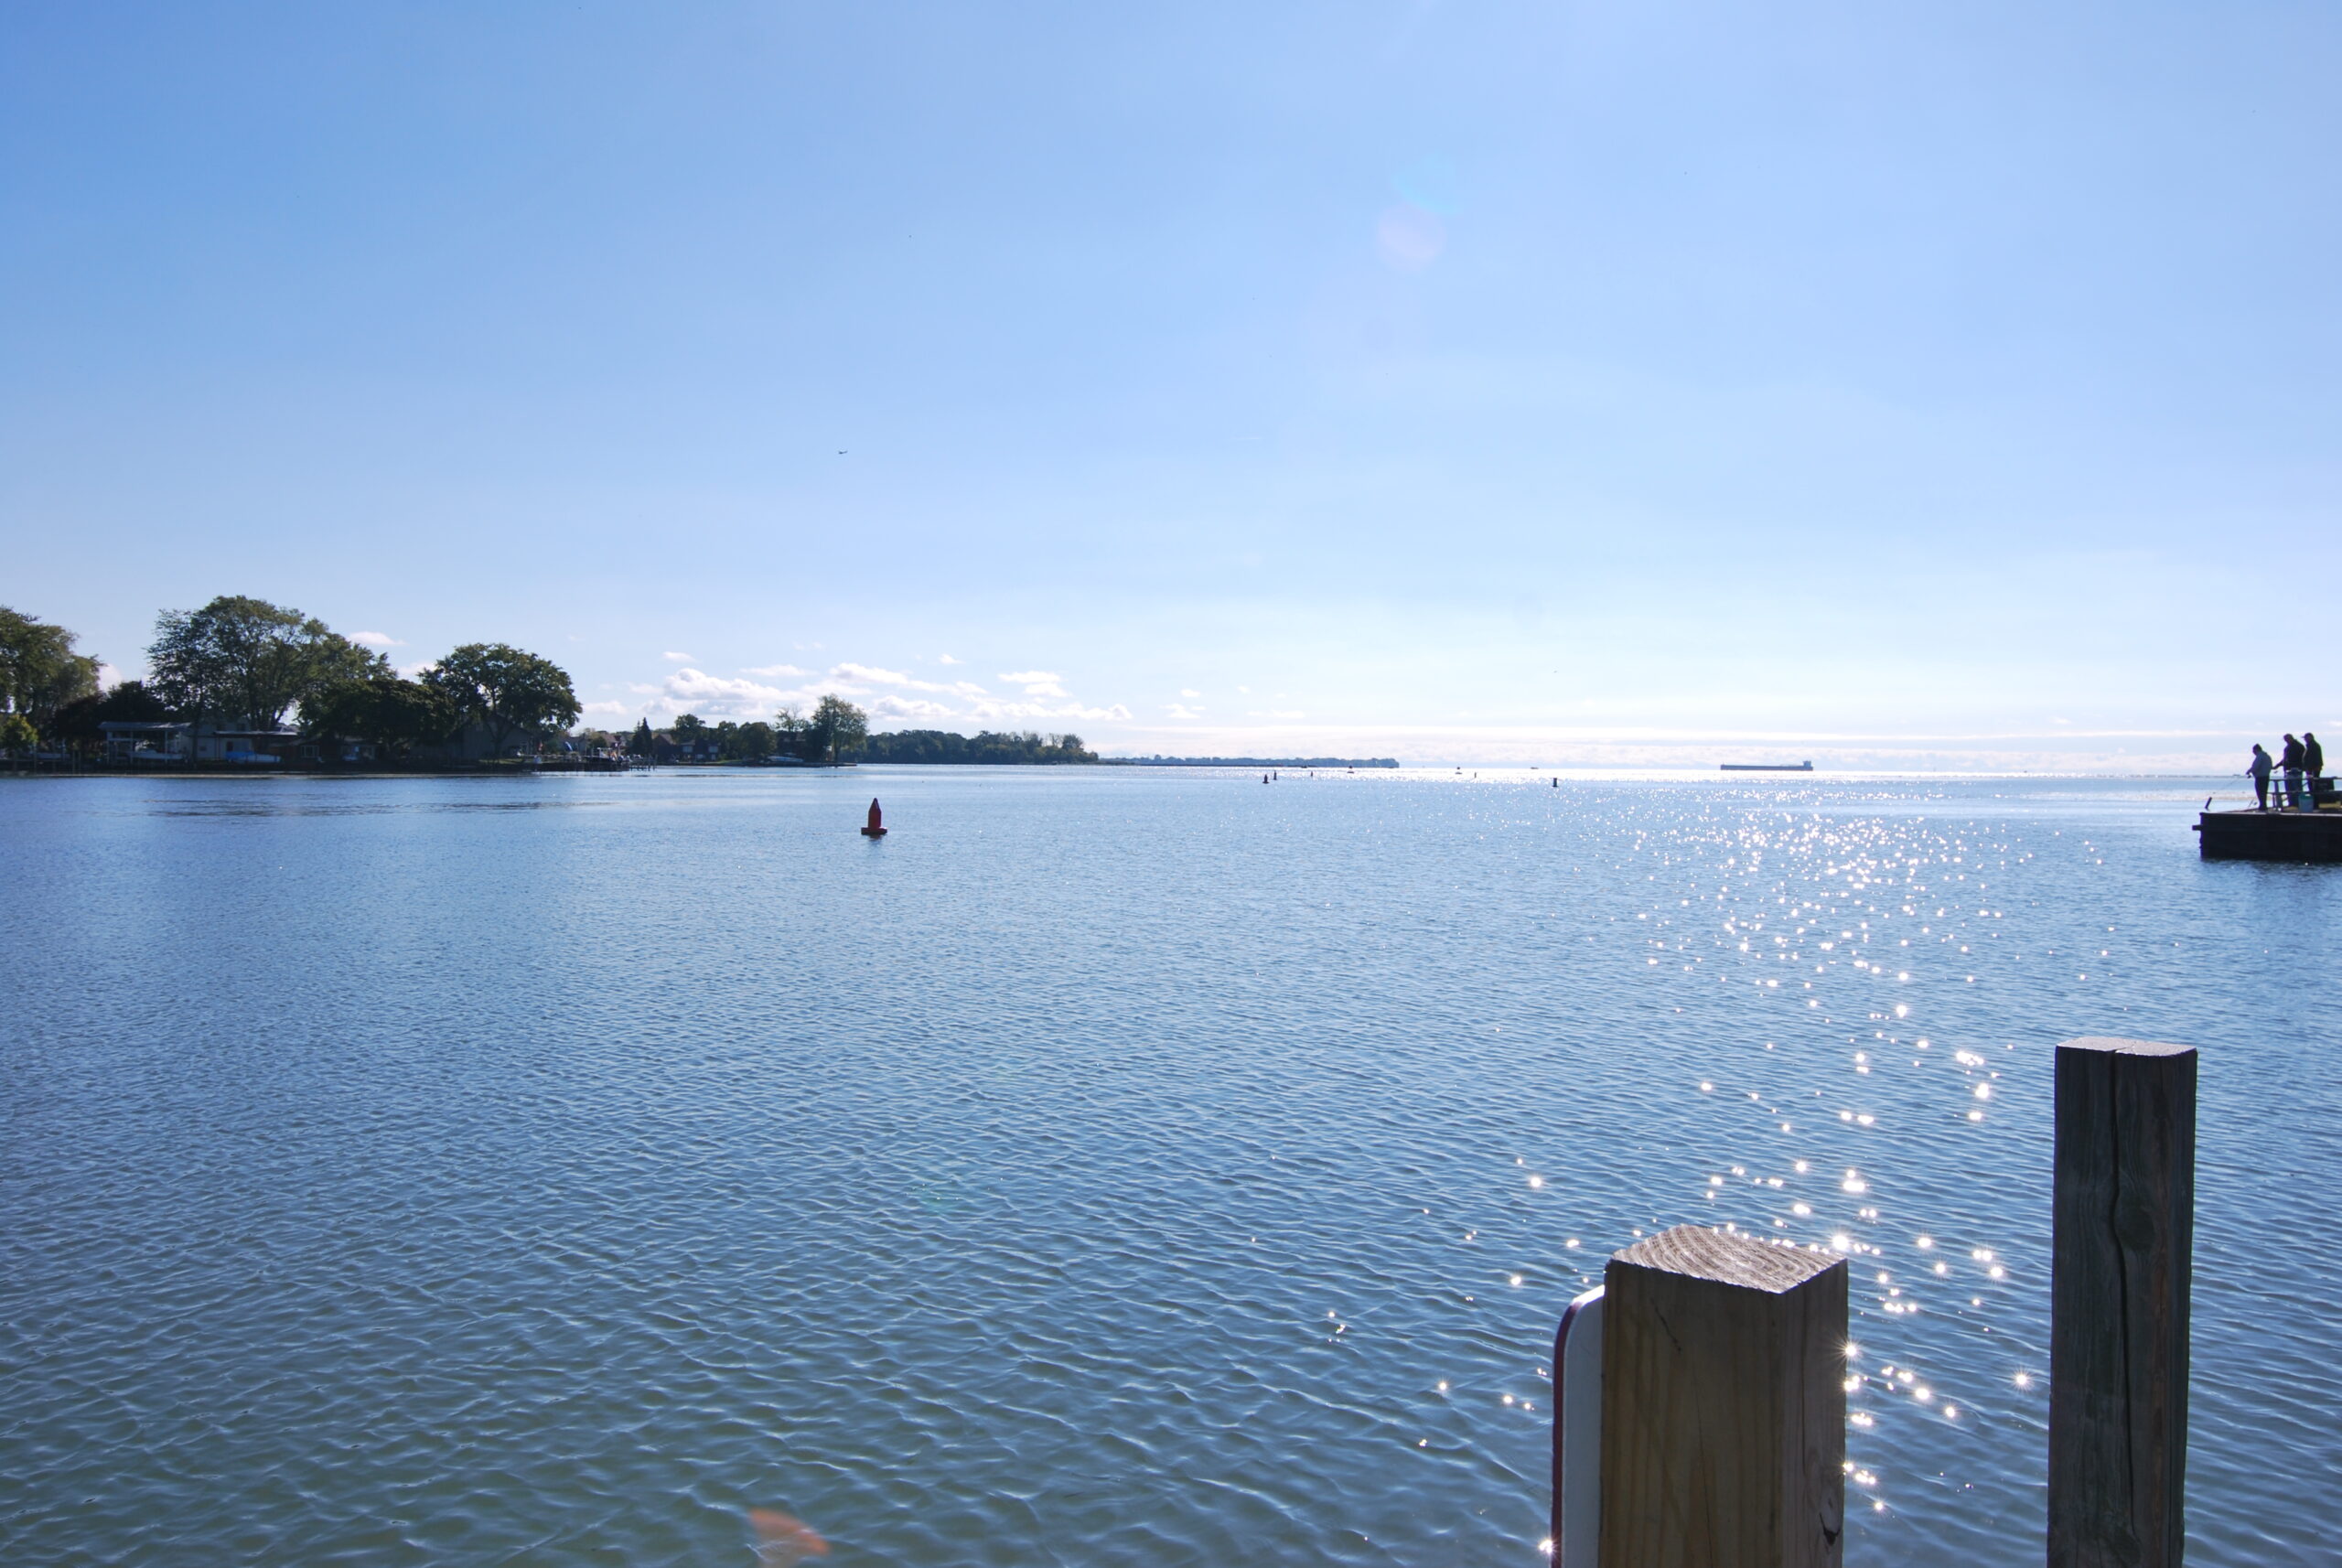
{"left": 1720, "top": 761, "right": 1813, "bottom": 772}
{"left": 861, "top": 800, "right": 888, "bottom": 837}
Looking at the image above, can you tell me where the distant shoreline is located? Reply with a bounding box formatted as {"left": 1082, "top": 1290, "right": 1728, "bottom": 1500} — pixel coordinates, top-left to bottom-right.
{"left": 1100, "top": 756, "right": 1400, "bottom": 768}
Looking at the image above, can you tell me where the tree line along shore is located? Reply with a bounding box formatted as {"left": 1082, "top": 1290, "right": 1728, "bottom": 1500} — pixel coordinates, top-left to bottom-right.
{"left": 0, "top": 598, "right": 1098, "bottom": 768}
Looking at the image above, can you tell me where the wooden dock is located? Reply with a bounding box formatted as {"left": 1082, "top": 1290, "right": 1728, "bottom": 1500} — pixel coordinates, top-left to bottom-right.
{"left": 2194, "top": 808, "right": 2342, "bottom": 862}
{"left": 1549, "top": 1035, "right": 2199, "bottom": 1566}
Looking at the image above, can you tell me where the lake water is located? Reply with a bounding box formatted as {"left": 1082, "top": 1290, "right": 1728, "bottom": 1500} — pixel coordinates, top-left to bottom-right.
{"left": 3, "top": 768, "right": 2337, "bottom": 1566}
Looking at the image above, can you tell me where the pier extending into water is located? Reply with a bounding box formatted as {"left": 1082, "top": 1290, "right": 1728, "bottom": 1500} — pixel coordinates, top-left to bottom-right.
{"left": 2195, "top": 806, "right": 2342, "bottom": 862}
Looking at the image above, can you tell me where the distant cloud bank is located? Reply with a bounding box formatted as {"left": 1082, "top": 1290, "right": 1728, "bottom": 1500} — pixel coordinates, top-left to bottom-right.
{"left": 620, "top": 656, "right": 1130, "bottom": 728}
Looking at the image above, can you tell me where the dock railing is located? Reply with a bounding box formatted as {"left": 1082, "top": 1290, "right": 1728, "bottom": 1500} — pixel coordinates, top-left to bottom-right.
{"left": 1550, "top": 1035, "right": 2197, "bottom": 1567}
{"left": 2219, "top": 773, "right": 2337, "bottom": 811}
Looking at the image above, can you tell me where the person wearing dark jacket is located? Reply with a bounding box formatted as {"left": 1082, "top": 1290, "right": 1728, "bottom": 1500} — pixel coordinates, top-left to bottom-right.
{"left": 2281, "top": 734, "right": 2305, "bottom": 810}
{"left": 2305, "top": 732, "right": 2326, "bottom": 807}
{"left": 2249, "top": 743, "right": 2274, "bottom": 810}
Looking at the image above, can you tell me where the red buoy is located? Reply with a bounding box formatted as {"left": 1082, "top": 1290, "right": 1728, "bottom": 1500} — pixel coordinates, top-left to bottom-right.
{"left": 861, "top": 799, "right": 887, "bottom": 838}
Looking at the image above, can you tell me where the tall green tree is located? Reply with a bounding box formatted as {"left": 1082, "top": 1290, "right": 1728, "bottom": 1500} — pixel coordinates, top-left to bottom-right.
{"left": 858, "top": 728, "right": 1098, "bottom": 764}
{"left": 424, "top": 643, "right": 580, "bottom": 755}
{"left": 803, "top": 693, "right": 868, "bottom": 766}
{"left": 300, "top": 674, "right": 457, "bottom": 757}
{"left": 147, "top": 596, "right": 383, "bottom": 728}
{"left": 0, "top": 607, "right": 102, "bottom": 726}
{"left": 628, "top": 718, "right": 654, "bottom": 757}
{"left": 726, "top": 720, "right": 775, "bottom": 760}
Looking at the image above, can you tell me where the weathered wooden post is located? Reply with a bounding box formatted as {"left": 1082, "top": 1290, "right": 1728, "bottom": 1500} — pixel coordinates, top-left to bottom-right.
{"left": 1598, "top": 1225, "right": 1847, "bottom": 1568}
{"left": 2050, "top": 1036, "right": 2197, "bottom": 1568}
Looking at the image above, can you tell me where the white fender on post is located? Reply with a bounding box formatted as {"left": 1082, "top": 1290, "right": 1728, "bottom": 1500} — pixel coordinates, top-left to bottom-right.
{"left": 1549, "top": 1284, "right": 1604, "bottom": 1566}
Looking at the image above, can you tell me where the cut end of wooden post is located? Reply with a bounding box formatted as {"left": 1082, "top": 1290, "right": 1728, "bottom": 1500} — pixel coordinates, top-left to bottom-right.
{"left": 1600, "top": 1224, "right": 1848, "bottom": 1568}
{"left": 2058, "top": 1035, "right": 2195, "bottom": 1059}
{"left": 1612, "top": 1224, "right": 1840, "bottom": 1294}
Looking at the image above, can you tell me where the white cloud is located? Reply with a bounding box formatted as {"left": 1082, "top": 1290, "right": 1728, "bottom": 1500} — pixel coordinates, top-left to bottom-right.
{"left": 658, "top": 667, "right": 808, "bottom": 718}
{"left": 351, "top": 631, "right": 403, "bottom": 649}
{"left": 871, "top": 695, "right": 958, "bottom": 719}
{"left": 833, "top": 662, "right": 916, "bottom": 685}
{"left": 622, "top": 654, "right": 1126, "bottom": 730}
{"left": 1180, "top": 688, "right": 1202, "bottom": 698}
{"left": 1166, "top": 703, "right": 1204, "bottom": 719}
{"left": 938, "top": 653, "right": 961, "bottom": 664}
{"left": 663, "top": 650, "right": 693, "bottom": 662}
{"left": 827, "top": 662, "right": 986, "bottom": 697}
{"left": 998, "top": 669, "right": 1069, "bottom": 697}
{"left": 580, "top": 700, "right": 635, "bottom": 717}
{"left": 969, "top": 696, "right": 1132, "bottom": 723}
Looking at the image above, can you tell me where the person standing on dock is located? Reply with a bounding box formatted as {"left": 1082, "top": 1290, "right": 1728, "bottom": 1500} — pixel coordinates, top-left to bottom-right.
{"left": 2305, "top": 732, "right": 2326, "bottom": 806}
{"left": 2282, "top": 734, "right": 2305, "bottom": 810}
{"left": 2248, "top": 743, "right": 2273, "bottom": 810}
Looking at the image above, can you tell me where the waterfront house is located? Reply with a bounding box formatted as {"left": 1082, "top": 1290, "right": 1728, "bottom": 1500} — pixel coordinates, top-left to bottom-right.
{"left": 99, "top": 719, "right": 187, "bottom": 761}
{"left": 98, "top": 721, "right": 301, "bottom": 763}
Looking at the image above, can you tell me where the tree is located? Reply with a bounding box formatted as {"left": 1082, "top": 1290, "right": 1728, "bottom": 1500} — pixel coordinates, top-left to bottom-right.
{"left": 424, "top": 643, "right": 581, "bottom": 756}
{"left": 294, "top": 681, "right": 372, "bottom": 750}
{"left": 727, "top": 720, "right": 775, "bottom": 760}
{"left": 0, "top": 713, "right": 38, "bottom": 757}
{"left": 300, "top": 674, "right": 457, "bottom": 757}
{"left": 666, "top": 713, "right": 709, "bottom": 760}
{"left": 372, "top": 679, "right": 459, "bottom": 753}
{"left": 51, "top": 681, "right": 174, "bottom": 757}
{"left": 857, "top": 728, "right": 1098, "bottom": 764}
{"left": 628, "top": 719, "right": 654, "bottom": 757}
{"left": 147, "top": 596, "right": 384, "bottom": 729}
{"left": 802, "top": 693, "right": 868, "bottom": 766}
{"left": 0, "top": 607, "right": 102, "bottom": 727}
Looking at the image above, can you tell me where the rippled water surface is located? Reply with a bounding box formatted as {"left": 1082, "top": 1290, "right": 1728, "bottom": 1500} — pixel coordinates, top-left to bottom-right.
{"left": 4, "top": 769, "right": 2338, "bottom": 1565}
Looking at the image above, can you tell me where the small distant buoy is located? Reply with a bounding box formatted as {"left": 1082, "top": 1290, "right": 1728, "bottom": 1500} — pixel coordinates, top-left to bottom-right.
{"left": 861, "top": 799, "right": 887, "bottom": 838}
{"left": 1262, "top": 773, "right": 1270, "bottom": 784}
{"left": 1552, "top": 777, "right": 1558, "bottom": 788}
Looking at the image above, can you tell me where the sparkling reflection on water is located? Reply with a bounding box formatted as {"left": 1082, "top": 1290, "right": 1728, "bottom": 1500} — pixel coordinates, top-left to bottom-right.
{"left": 2, "top": 770, "right": 2337, "bottom": 1565}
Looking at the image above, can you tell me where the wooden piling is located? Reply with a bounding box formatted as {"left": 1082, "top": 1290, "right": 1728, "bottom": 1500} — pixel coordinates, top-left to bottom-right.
{"left": 2050, "top": 1036, "right": 2197, "bottom": 1568}
{"left": 1599, "top": 1225, "right": 1847, "bottom": 1568}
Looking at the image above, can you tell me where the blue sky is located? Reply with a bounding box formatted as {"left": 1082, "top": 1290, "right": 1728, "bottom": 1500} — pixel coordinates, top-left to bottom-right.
{"left": 5, "top": 2, "right": 2337, "bottom": 768}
